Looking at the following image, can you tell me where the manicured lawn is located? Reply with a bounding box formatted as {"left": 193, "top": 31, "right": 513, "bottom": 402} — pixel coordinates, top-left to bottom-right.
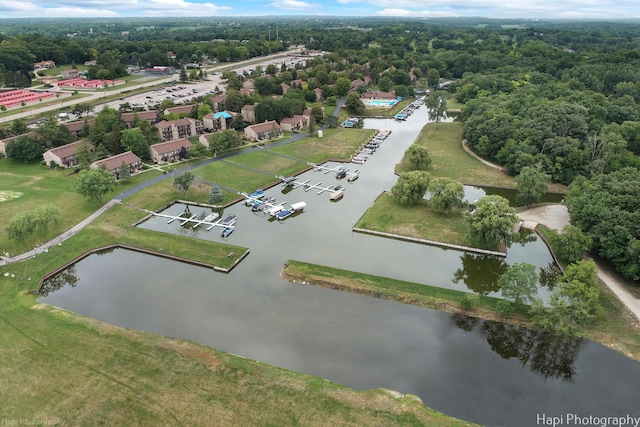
{"left": 270, "top": 127, "right": 374, "bottom": 163}
{"left": 229, "top": 150, "right": 303, "bottom": 177}
{"left": 397, "top": 121, "right": 516, "bottom": 187}
{"left": 0, "top": 160, "right": 166, "bottom": 255}
{"left": 355, "top": 192, "right": 469, "bottom": 246}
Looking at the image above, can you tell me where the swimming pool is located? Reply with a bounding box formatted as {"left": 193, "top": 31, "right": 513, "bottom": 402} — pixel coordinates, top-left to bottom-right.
{"left": 363, "top": 99, "right": 399, "bottom": 107}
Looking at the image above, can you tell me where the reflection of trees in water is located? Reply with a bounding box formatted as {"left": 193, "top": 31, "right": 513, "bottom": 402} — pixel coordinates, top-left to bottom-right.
{"left": 539, "top": 262, "right": 562, "bottom": 290}
{"left": 96, "top": 247, "right": 116, "bottom": 256}
{"left": 451, "top": 312, "right": 480, "bottom": 332}
{"left": 511, "top": 229, "right": 538, "bottom": 247}
{"left": 39, "top": 266, "right": 79, "bottom": 297}
{"left": 482, "top": 320, "right": 584, "bottom": 382}
{"left": 453, "top": 253, "right": 508, "bottom": 294}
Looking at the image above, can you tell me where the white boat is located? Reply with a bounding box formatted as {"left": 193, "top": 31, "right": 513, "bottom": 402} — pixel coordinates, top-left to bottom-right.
{"left": 330, "top": 189, "right": 344, "bottom": 200}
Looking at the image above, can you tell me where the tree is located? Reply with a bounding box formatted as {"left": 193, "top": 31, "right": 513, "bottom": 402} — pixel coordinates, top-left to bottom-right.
{"left": 391, "top": 171, "right": 431, "bottom": 205}
{"left": 515, "top": 166, "right": 550, "bottom": 206}
{"left": 179, "top": 67, "right": 188, "bottom": 83}
{"left": 532, "top": 260, "right": 603, "bottom": 334}
{"left": 426, "top": 90, "right": 448, "bottom": 124}
{"left": 173, "top": 172, "right": 194, "bottom": 194}
{"left": 426, "top": 68, "right": 441, "bottom": 89}
{"left": 71, "top": 103, "right": 94, "bottom": 117}
{"left": 5, "top": 135, "right": 44, "bottom": 162}
{"left": 7, "top": 211, "right": 38, "bottom": 248}
{"left": 75, "top": 141, "right": 95, "bottom": 170}
{"left": 209, "top": 184, "right": 223, "bottom": 204}
{"left": 344, "top": 92, "right": 365, "bottom": 115}
{"left": 75, "top": 167, "right": 115, "bottom": 206}
{"left": 428, "top": 178, "right": 465, "bottom": 213}
{"left": 466, "top": 195, "right": 518, "bottom": 249}
{"left": 335, "top": 77, "right": 351, "bottom": 97}
{"left": 551, "top": 225, "right": 592, "bottom": 264}
{"left": 34, "top": 204, "right": 62, "bottom": 241}
{"left": 566, "top": 167, "right": 640, "bottom": 281}
{"left": 208, "top": 129, "right": 240, "bottom": 154}
{"left": 404, "top": 144, "right": 431, "bottom": 170}
{"left": 498, "top": 262, "right": 538, "bottom": 309}
{"left": 120, "top": 129, "right": 149, "bottom": 160}
{"left": 118, "top": 161, "right": 131, "bottom": 182}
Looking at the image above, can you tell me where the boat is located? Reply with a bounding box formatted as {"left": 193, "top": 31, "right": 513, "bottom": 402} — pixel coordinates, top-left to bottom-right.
{"left": 276, "top": 201, "right": 307, "bottom": 221}
{"left": 249, "top": 189, "right": 265, "bottom": 199}
{"left": 330, "top": 189, "right": 344, "bottom": 201}
{"left": 336, "top": 168, "right": 347, "bottom": 179}
{"left": 351, "top": 156, "right": 367, "bottom": 164}
{"left": 347, "top": 170, "right": 360, "bottom": 182}
{"left": 203, "top": 212, "right": 219, "bottom": 222}
{"left": 220, "top": 226, "right": 234, "bottom": 238}
{"left": 219, "top": 214, "right": 237, "bottom": 226}
{"left": 281, "top": 176, "right": 297, "bottom": 187}
{"left": 266, "top": 202, "right": 287, "bottom": 216}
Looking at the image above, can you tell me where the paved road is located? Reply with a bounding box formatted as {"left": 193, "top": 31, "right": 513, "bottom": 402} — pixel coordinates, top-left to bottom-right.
{"left": 4, "top": 49, "right": 307, "bottom": 124}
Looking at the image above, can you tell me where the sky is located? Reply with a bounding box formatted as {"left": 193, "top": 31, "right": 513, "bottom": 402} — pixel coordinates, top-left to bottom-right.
{"left": 0, "top": 0, "right": 639, "bottom": 20}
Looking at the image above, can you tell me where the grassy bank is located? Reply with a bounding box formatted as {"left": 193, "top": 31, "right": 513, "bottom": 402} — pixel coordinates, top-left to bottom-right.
{"left": 283, "top": 260, "right": 640, "bottom": 361}
{"left": 283, "top": 260, "right": 531, "bottom": 322}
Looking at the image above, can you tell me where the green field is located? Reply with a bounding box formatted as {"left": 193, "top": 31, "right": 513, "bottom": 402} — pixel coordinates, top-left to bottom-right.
{"left": 269, "top": 127, "right": 374, "bottom": 163}
{"left": 356, "top": 192, "right": 469, "bottom": 246}
{"left": 397, "top": 121, "right": 516, "bottom": 187}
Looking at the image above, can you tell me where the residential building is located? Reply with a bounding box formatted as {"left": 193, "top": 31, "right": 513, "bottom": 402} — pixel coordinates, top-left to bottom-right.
{"left": 361, "top": 91, "right": 397, "bottom": 100}
{"left": 203, "top": 111, "right": 235, "bottom": 132}
{"left": 241, "top": 104, "right": 257, "bottom": 123}
{"left": 244, "top": 121, "right": 282, "bottom": 141}
{"left": 43, "top": 140, "right": 84, "bottom": 168}
{"left": 121, "top": 110, "right": 160, "bottom": 128}
{"left": 63, "top": 119, "right": 95, "bottom": 136}
{"left": 280, "top": 115, "right": 309, "bottom": 132}
{"left": 154, "top": 118, "right": 203, "bottom": 141}
{"left": 149, "top": 138, "right": 194, "bottom": 163}
{"left": 91, "top": 151, "right": 142, "bottom": 178}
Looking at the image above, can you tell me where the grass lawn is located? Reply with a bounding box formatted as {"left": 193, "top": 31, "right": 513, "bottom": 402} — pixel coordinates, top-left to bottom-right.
{"left": 270, "top": 127, "right": 375, "bottom": 163}
{"left": 284, "top": 260, "right": 530, "bottom": 321}
{"left": 0, "top": 160, "right": 165, "bottom": 255}
{"left": 356, "top": 192, "right": 469, "bottom": 246}
{"left": 229, "top": 150, "right": 303, "bottom": 177}
{"left": 397, "top": 121, "right": 516, "bottom": 187}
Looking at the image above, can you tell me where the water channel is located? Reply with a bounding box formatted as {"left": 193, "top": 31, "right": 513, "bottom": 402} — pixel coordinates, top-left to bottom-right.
{"left": 40, "top": 112, "right": 640, "bottom": 426}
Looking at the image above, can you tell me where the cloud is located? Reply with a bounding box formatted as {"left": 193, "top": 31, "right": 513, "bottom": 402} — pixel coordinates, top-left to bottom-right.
{"left": 269, "top": 0, "right": 316, "bottom": 10}
{"left": 378, "top": 8, "right": 460, "bottom": 17}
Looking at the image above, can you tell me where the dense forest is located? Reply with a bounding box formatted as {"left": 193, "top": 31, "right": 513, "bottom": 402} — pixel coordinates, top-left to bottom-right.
{"left": 1, "top": 16, "right": 639, "bottom": 280}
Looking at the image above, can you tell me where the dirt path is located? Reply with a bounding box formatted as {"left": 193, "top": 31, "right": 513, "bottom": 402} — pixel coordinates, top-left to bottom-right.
{"left": 518, "top": 204, "right": 640, "bottom": 322}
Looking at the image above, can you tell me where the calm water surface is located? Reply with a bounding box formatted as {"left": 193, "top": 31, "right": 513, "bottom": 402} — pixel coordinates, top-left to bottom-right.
{"left": 40, "top": 112, "right": 640, "bottom": 426}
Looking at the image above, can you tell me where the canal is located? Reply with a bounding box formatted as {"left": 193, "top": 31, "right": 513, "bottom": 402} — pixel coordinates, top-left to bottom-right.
{"left": 40, "top": 112, "right": 640, "bottom": 426}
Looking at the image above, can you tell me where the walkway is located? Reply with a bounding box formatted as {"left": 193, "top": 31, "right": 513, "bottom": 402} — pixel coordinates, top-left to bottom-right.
{"left": 0, "top": 199, "right": 119, "bottom": 266}
{"left": 461, "top": 139, "right": 504, "bottom": 172}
